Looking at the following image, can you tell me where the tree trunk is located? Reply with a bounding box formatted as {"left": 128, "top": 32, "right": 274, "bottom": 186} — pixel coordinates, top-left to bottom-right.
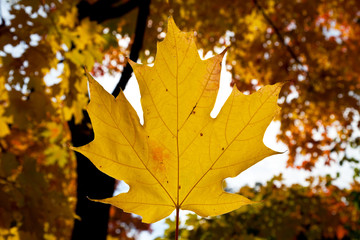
{"left": 70, "top": 1, "right": 151, "bottom": 239}
{"left": 69, "top": 112, "right": 115, "bottom": 240}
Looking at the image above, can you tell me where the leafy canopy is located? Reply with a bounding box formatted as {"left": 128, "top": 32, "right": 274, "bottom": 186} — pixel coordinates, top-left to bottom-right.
{"left": 159, "top": 175, "right": 360, "bottom": 240}
{"left": 2, "top": 0, "right": 359, "bottom": 238}
{"left": 74, "top": 18, "right": 282, "bottom": 223}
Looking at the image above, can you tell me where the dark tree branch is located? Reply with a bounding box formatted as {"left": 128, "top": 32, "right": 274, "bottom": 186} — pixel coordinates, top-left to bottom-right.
{"left": 112, "top": 0, "right": 151, "bottom": 97}
{"left": 69, "top": 112, "right": 115, "bottom": 240}
{"left": 77, "top": 0, "right": 139, "bottom": 23}
{"left": 253, "top": 0, "right": 312, "bottom": 82}
{"left": 71, "top": 1, "right": 151, "bottom": 238}
{"left": 78, "top": 0, "right": 151, "bottom": 95}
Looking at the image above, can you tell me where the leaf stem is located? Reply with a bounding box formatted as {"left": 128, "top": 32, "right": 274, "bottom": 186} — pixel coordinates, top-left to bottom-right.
{"left": 175, "top": 206, "right": 180, "bottom": 240}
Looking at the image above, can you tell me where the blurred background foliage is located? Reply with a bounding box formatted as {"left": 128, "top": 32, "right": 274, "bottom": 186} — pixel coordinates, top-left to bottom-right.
{"left": 0, "top": 0, "right": 359, "bottom": 239}
{"left": 157, "top": 175, "right": 360, "bottom": 240}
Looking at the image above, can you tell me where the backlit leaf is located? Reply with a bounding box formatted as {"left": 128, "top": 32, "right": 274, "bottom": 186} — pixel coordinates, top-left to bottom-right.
{"left": 74, "top": 17, "right": 282, "bottom": 223}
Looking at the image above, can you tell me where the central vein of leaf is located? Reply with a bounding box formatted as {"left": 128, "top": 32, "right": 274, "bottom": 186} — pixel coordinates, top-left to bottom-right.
{"left": 174, "top": 25, "right": 180, "bottom": 208}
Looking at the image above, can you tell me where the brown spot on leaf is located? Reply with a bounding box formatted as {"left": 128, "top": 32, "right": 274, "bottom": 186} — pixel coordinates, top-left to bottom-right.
{"left": 150, "top": 141, "right": 170, "bottom": 175}
{"left": 200, "top": 133, "right": 203, "bottom": 136}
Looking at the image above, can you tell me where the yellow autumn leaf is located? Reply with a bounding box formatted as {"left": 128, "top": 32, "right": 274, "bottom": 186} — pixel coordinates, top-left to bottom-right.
{"left": 73, "top": 17, "right": 282, "bottom": 223}
{"left": 0, "top": 106, "right": 10, "bottom": 137}
{"left": 58, "top": 6, "right": 78, "bottom": 29}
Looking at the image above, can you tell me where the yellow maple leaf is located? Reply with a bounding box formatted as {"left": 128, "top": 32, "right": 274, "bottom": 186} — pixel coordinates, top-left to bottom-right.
{"left": 73, "top": 17, "right": 282, "bottom": 223}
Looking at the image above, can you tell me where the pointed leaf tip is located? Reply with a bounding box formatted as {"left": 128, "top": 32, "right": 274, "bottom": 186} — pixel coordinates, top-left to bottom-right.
{"left": 167, "top": 16, "right": 181, "bottom": 33}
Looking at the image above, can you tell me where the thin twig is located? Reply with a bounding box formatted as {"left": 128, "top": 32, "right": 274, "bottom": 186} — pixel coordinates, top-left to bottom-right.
{"left": 77, "top": 0, "right": 139, "bottom": 23}
{"left": 253, "top": 0, "right": 312, "bottom": 82}
{"left": 112, "top": 0, "right": 151, "bottom": 96}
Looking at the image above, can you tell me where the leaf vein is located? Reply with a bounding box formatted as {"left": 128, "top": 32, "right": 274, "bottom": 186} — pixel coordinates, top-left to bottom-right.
{"left": 179, "top": 85, "right": 280, "bottom": 206}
